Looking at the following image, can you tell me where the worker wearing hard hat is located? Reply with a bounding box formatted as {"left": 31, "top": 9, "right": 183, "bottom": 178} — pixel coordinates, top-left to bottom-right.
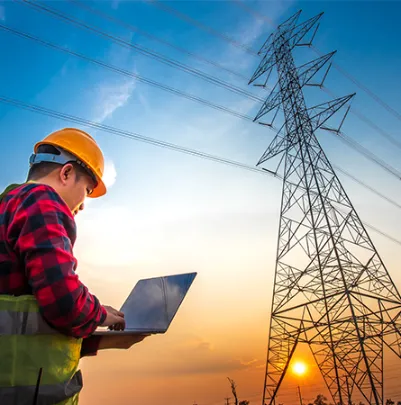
{"left": 0, "top": 128, "right": 147, "bottom": 404}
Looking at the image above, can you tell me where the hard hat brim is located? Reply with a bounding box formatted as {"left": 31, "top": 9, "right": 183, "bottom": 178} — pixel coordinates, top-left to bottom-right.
{"left": 89, "top": 178, "right": 106, "bottom": 198}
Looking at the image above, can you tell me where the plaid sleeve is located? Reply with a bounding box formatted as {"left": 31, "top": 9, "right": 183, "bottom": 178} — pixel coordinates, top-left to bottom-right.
{"left": 8, "top": 185, "right": 107, "bottom": 338}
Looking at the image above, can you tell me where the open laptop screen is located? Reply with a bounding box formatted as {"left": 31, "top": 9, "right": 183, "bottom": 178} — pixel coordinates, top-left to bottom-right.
{"left": 119, "top": 272, "right": 197, "bottom": 333}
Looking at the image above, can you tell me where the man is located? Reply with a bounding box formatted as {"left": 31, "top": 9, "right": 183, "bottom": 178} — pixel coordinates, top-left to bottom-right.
{"left": 0, "top": 128, "right": 147, "bottom": 405}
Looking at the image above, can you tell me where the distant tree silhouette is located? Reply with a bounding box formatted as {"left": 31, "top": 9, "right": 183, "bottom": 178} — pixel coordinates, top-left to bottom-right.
{"left": 314, "top": 394, "right": 329, "bottom": 405}
{"left": 227, "top": 378, "right": 250, "bottom": 405}
{"left": 386, "top": 399, "right": 394, "bottom": 405}
{"left": 227, "top": 378, "right": 238, "bottom": 405}
{"left": 396, "top": 401, "right": 401, "bottom": 405}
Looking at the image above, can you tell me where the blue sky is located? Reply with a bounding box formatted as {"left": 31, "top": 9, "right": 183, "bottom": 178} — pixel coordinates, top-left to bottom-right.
{"left": 1, "top": 1, "right": 401, "bottom": 404}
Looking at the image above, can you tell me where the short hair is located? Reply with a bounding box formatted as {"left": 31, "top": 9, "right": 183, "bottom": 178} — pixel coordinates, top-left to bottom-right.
{"left": 27, "top": 144, "right": 89, "bottom": 182}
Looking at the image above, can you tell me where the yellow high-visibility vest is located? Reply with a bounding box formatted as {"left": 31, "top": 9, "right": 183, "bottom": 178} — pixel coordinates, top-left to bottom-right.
{"left": 0, "top": 294, "right": 83, "bottom": 405}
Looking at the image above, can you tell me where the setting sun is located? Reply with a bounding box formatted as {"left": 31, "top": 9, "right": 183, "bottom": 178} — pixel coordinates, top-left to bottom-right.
{"left": 292, "top": 361, "right": 307, "bottom": 376}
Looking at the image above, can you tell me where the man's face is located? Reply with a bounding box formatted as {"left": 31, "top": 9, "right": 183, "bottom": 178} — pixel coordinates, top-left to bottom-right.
{"left": 58, "top": 164, "right": 96, "bottom": 216}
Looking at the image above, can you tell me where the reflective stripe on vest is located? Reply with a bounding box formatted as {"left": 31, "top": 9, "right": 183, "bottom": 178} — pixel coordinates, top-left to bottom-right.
{"left": 0, "top": 370, "right": 82, "bottom": 405}
{"left": 0, "top": 309, "right": 59, "bottom": 335}
{"left": 0, "top": 295, "right": 83, "bottom": 405}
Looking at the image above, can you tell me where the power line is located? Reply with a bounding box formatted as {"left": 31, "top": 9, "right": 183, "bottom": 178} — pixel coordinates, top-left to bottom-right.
{"left": 0, "top": 22, "right": 255, "bottom": 123}
{"left": 312, "top": 45, "right": 401, "bottom": 124}
{"left": 322, "top": 86, "right": 401, "bottom": 151}
{"left": 4, "top": 20, "right": 401, "bottom": 191}
{"left": 327, "top": 129, "right": 401, "bottom": 181}
{"left": 232, "top": 0, "right": 401, "bottom": 124}
{"left": 63, "top": 3, "right": 401, "bottom": 170}
{"left": 1, "top": 95, "right": 400, "bottom": 248}
{"left": 146, "top": 0, "right": 258, "bottom": 56}
{"left": 231, "top": 0, "right": 276, "bottom": 29}
{"left": 2, "top": 24, "right": 400, "bottom": 212}
{"left": 68, "top": 0, "right": 249, "bottom": 81}
{"left": 6, "top": 5, "right": 401, "bottom": 213}
{"left": 16, "top": 0, "right": 264, "bottom": 103}
{"left": 152, "top": 0, "right": 401, "bottom": 151}
{"left": 0, "top": 95, "right": 273, "bottom": 177}
{"left": 0, "top": 18, "right": 401, "bottom": 215}
{"left": 16, "top": 0, "right": 401, "bottom": 181}
{"left": 332, "top": 164, "right": 401, "bottom": 211}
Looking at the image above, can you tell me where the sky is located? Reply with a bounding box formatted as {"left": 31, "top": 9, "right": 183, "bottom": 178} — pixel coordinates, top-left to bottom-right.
{"left": 0, "top": 0, "right": 401, "bottom": 404}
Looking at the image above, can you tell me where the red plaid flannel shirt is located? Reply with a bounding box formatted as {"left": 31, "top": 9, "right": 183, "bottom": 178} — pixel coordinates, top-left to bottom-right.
{"left": 0, "top": 183, "right": 107, "bottom": 357}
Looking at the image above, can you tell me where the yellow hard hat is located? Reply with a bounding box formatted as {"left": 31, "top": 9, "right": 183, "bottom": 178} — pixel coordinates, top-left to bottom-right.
{"left": 32, "top": 128, "right": 106, "bottom": 198}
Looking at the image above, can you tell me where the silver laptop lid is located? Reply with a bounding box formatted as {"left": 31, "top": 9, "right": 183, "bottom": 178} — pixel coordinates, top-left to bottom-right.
{"left": 120, "top": 272, "right": 197, "bottom": 333}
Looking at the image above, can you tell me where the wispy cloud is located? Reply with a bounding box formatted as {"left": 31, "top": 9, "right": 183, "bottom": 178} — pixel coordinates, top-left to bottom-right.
{"left": 218, "top": 0, "right": 294, "bottom": 73}
{"left": 93, "top": 77, "right": 137, "bottom": 123}
{"left": 91, "top": 28, "right": 138, "bottom": 124}
{"left": 100, "top": 334, "right": 256, "bottom": 377}
{"left": 239, "top": 358, "right": 259, "bottom": 366}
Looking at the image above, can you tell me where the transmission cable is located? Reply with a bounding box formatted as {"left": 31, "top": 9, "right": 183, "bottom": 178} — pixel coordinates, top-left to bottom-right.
{"left": 331, "top": 164, "right": 401, "bottom": 211}
{"left": 327, "top": 129, "right": 401, "bottom": 181}
{"left": 232, "top": 0, "right": 401, "bottom": 125}
{"left": 3, "top": 22, "right": 401, "bottom": 204}
{"left": 312, "top": 45, "right": 401, "bottom": 123}
{"left": 14, "top": 0, "right": 401, "bottom": 182}
{"left": 16, "top": 0, "right": 264, "bottom": 103}
{"left": 68, "top": 0, "right": 249, "bottom": 81}
{"left": 146, "top": 0, "right": 258, "bottom": 56}
{"left": 150, "top": 0, "right": 401, "bottom": 150}
{"left": 4, "top": 20, "right": 401, "bottom": 186}
{"left": 322, "top": 87, "right": 401, "bottom": 151}
{"left": 0, "top": 23, "right": 255, "bottom": 122}
{"left": 0, "top": 95, "right": 273, "bottom": 176}
{"left": 0, "top": 94, "right": 400, "bottom": 247}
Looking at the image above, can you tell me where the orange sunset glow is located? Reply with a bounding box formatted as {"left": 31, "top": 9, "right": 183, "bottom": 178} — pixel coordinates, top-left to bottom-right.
{"left": 2, "top": 0, "right": 399, "bottom": 405}
{"left": 292, "top": 361, "right": 307, "bottom": 376}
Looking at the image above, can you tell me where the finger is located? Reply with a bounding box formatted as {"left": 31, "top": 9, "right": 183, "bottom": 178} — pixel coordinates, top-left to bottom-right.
{"left": 116, "top": 321, "right": 125, "bottom": 330}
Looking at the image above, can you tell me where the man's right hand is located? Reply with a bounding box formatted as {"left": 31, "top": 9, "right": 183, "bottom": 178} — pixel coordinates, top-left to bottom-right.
{"left": 101, "top": 305, "right": 126, "bottom": 331}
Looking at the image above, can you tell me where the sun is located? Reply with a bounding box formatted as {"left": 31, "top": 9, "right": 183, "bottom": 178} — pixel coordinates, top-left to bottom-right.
{"left": 292, "top": 361, "right": 307, "bottom": 376}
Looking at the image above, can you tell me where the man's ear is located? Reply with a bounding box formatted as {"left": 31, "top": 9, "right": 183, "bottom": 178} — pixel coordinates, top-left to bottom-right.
{"left": 59, "top": 163, "right": 74, "bottom": 184}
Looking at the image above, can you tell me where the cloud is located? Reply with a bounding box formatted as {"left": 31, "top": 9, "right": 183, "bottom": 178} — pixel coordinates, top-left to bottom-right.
{"left": 102, "top": 159, "right": 117, "bottom": 188}
{"left": 145, "top": 340, "right": 257, "bottom": 376}
{"left": 239, "top": 358, "right": 259, "bottom": 366}
{"left": 102, "top": 335, "right": 258, "bottom": 377}
{"left": 91, "top": 30, "right": 138, "bottom": 124}
{"left": 93, "top": 78, "right": 137, "bottom": 123}
{"left": 216, "top": 0, "right": 293, "bottom": 74}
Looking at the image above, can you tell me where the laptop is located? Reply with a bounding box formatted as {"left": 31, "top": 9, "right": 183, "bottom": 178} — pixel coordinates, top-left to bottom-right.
{"left": 94, "top": 272, "right": 197, "bottom": 335}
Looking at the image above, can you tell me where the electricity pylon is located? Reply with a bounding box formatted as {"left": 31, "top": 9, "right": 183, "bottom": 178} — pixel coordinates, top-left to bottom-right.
{"left": 248, "top": 11, "right": 401, "bottom": 405}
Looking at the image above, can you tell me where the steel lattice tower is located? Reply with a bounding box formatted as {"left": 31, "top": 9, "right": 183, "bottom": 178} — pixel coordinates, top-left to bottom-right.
{"left": 248, "top": 11, "right": 401, "bottom": 405}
